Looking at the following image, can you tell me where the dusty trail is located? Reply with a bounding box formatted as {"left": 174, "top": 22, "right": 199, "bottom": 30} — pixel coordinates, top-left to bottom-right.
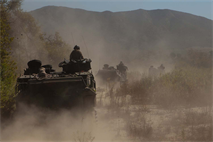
{"left": 94, "top": 89, "right": 213, "bottom": 141}
{"left": 0, "top": 104, "right": 121, "bottom": 141}
{"left": 1, "top": 88, "right": 212, "bottom": 141}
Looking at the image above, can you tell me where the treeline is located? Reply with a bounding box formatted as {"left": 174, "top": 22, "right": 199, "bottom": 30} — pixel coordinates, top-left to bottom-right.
{"left": 0, "top": 0, "right": 71, "bottom": 119}
{"left": 115, "top": 49, "right": 212, "bottom": 108}
{"left": 8, "top": 1, "right": 71, "bottom": 72}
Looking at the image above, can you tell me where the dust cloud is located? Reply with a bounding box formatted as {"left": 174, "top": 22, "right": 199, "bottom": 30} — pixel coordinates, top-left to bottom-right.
{"left": 30, "top": 9, "right": 177, "bottom": 74}
{"left": 12, "top": 8, "right": 178, "bottom": 76}
{"left": 1, "top": 103, "right": 117, "bottom": 141}
{"left": 5, "top": 6, "right": 212, "bottom": 142}
{"left": 59, "top": 30, "right": 176, "bottom": 75}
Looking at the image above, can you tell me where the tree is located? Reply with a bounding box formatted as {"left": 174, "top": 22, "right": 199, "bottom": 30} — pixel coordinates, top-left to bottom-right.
{"left": 1, "top": 0, "right": 72, "bottom": 119}
{"left": 7, "top": 1, "right": 71, "bottom": 71}
{"left": 0, "top": 0, "right": 17, "bottom": 119}
{"left": 41, "top": 32, "right": 71, "bottom": 63}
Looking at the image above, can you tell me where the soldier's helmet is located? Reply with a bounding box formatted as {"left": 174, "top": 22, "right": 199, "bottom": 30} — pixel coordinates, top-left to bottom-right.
{"left": 74, "top": 45, "right": 80, "bottom": 50}
{"left": 119, "top": 61, "right": 124, "bottom": 66}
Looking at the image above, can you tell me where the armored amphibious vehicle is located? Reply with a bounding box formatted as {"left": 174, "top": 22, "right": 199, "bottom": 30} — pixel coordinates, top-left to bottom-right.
{"left": 16, "top": 59, "right": 96, "bottom": 110}
{"left": 96, "top": 69, "right": 121, "bottom": 83}
{"left": 96, "top": 63, "right": 127, "bottom": 85}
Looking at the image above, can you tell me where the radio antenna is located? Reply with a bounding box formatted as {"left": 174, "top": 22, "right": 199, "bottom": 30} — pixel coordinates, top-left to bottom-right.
{"left": 98, "top": 55, "right": 100, "bottom": 70}
{"left": 71, "top": 32, "right": 75, "bottom": 45}
{"left": 82, "top": 35, "right": 90, "bottom": 59}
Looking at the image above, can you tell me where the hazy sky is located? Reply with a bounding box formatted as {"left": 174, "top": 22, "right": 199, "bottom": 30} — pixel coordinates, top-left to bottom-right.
{"left": 22, "top": 0, "right": 212, "bottom": 20}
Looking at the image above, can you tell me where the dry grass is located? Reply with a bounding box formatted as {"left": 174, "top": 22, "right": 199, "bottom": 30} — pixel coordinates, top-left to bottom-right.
{"left": 72, "top": 131, "right": 95, "bottom": 142}
{"left": 95, "top": 50, "right": 212, "bottom": 141}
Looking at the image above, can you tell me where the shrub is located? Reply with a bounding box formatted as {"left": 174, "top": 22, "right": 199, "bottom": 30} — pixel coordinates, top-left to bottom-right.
{"left": 0, "top": 0, "right": 17, "bottom": 119}
{"left": 115, "top": 49, "right": 212, "bottom": 108}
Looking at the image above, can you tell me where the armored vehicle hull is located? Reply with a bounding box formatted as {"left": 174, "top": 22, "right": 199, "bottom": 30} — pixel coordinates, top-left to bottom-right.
{"left": 96, "top": 69, "right": 122, "bottom": 86}
{"left": 16, "top": 59, "right": 96, "bottom": 111}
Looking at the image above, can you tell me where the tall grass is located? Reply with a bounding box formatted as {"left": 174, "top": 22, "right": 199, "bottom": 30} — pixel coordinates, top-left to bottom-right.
{"left": 151, "top": 65, "right": 212, "bottom": 108}
{"left": 115, "top": 49, "right": 212, "bottom": 108}
{"left": 95, "top": 49, "right": 212, "bottom": 141}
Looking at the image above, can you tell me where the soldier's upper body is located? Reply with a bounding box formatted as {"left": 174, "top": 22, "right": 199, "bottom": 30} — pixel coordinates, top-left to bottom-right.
{"left": 70, "top": 45, "right": 84, "bottom": 61}
{"left": 117, "top": 61, "right": 128, "bottom": 72}
{"left": 158, "top": 64, "right": 165, "bottom": 70}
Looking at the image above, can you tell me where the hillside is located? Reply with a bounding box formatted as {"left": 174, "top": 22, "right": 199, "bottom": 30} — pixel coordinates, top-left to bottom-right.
{"left": 30, "top": 6, "right": 212, "bottom": 71}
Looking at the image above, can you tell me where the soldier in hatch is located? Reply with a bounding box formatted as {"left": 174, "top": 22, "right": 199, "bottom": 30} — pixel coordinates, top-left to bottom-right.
{"left": 70, "top": 45, "right": 84, "bottom": 61}
{"left": 117, "top": 61, "right": 128, "bottom": 73}
{"left": 116, "top": 61, "right": 128, "bottom": 80}
{"left": 158, "top": 64, "right": 165, "bottom": 75}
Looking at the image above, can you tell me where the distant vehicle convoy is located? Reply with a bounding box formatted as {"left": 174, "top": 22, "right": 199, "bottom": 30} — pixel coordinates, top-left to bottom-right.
{"left": 96, "top": 62, "right": 128, "bottom": 85}
{"left": 16, "top": 59, "right": 96, "bottom": 110}
{"left": 16, "top": 53, "right": 165, "bottom": 111}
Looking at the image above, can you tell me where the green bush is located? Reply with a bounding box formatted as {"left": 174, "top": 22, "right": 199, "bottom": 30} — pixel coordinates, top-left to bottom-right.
{"left": 0, "top": 0, "right": 17, "bottom": 119}
{"left": 41, "top": 32, "right": 71, "bottom": 63}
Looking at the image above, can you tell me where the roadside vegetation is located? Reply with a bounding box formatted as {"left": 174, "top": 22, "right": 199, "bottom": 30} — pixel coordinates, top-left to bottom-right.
{"left": 0, "top": 0, "right": 71, "bottom": 121}
{"left": 97, "top": 49, "right": 212, "bottom": 141}
{"left": 125, "top": 49, "right": 212, "bottom": 108}
{"left": 1, "top": 0, "right": 212, "bottom": 141}
{"left": 1, "top": 0, "right": 18, "bottom": 119}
